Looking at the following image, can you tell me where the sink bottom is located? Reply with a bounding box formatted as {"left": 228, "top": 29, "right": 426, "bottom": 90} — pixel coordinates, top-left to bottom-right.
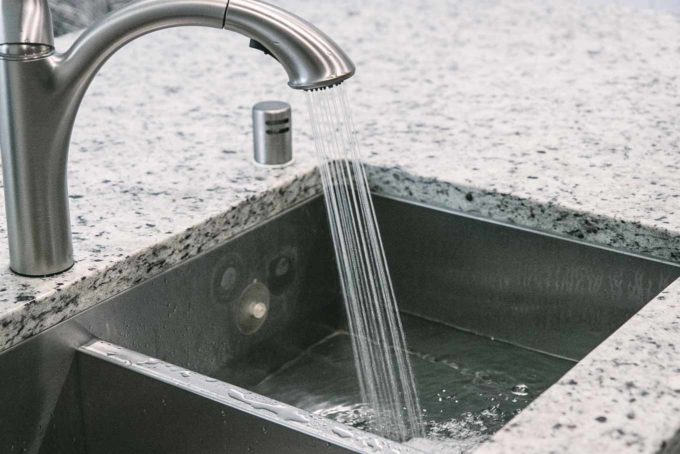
{"left": 249, "top": 313, "right": 574, "bottom": 452}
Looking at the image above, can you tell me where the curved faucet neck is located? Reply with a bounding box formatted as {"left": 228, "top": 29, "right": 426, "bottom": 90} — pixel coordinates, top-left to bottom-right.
{"left": 56, "top": 0, "right": 228, "bottom": 98}
{"left": 0, "top": 0, "right": 354, "bottom": 276}
{"left": 0, "top": 0, "right": 230, "bottom": 276}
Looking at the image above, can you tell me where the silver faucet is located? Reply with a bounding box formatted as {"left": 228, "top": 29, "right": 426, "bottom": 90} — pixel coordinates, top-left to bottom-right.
{"left": 0, "top": 0, "right": 354, "bottom": 276}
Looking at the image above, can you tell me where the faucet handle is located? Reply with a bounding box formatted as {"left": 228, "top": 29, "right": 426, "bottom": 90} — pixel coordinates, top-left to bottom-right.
{"left": 0, "top": 0, "right": 54, "bottom": 47}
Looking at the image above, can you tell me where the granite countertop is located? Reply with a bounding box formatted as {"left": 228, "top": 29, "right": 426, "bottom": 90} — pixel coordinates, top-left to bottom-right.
{"left": 1, "top": 0, "right": 679, "bottom": 452}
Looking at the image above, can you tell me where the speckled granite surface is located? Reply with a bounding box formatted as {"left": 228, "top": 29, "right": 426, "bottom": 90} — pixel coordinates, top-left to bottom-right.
{"left": 476, "top": 279, "right": 680, "bottom": 454}
{"left": 1, "top": 0, "right": 679, "bottom": 452}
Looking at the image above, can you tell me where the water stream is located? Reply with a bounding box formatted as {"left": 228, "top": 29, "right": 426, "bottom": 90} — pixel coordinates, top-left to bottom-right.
{"left": 305, "top": 84, "right": 424, "bottom": 441}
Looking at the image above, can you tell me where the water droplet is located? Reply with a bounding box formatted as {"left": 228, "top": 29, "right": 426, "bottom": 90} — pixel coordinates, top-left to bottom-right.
{"left": 332, "top": 426, "right": 353, "bottom": 439}
{"left": 228, "top": 389, "right": 309, "bottom": 424}
{"left": 137, "top": 358, "right": 160, "bottom": 366}
{"left": 511, "top": 384, "right": 529, "bottom": 396}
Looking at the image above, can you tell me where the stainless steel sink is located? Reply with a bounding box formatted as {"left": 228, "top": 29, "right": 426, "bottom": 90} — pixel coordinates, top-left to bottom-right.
{"left": 1, "top": 195, "right": 678, "bottom": 453}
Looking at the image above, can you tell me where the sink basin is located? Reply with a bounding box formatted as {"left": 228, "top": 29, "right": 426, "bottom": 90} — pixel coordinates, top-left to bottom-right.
{"left": 1, "top": 195, "right": 678, "bottom": 453}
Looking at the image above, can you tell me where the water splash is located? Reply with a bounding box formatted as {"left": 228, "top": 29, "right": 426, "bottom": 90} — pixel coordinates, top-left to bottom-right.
{"left": 305, "top": 84, "right": 424, "bottom": 441}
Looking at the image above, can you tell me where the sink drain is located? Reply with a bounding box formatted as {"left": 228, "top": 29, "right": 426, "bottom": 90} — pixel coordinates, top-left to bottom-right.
{"left": 237, "top": 280, "right": 270, "bottom": 335}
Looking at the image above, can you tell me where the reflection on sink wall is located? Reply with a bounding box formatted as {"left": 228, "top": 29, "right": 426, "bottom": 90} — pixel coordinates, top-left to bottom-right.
{"left": 1, "top": 195, "right": 677, "bottom": 453}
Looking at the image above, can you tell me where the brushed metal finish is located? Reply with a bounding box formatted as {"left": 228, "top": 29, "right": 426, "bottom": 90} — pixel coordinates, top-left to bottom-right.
{"left": 225, "top": 0, "right": 355, "bottom": 89}
{"left": 0, "top": 0, "right": 355, "bottom": 276}
{"left": 0, "top": 0, "right": 54, "bottom": 47}
{"left": 253, "top": 100, "right": 293, "bottom": 166}
{"left": 375, "top": 196, "right": 680, "bottom": 359}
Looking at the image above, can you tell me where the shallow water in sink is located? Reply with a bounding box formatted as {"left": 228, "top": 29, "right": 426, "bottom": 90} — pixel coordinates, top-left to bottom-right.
{"left": 252, "top": 313, "right": 575, "bottom": 452}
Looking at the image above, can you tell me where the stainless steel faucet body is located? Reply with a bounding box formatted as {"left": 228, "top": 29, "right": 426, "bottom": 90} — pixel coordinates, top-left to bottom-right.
{"left": 0, "top": 0, "right": 354, "bottom": 276}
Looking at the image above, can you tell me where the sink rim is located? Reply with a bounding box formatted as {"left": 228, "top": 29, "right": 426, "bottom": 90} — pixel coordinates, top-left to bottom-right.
{"left": 79, "top": 339, "right": 415, "bottom": 454}
{"left": 379, "top": 193, "right": 680, "bottom": 271}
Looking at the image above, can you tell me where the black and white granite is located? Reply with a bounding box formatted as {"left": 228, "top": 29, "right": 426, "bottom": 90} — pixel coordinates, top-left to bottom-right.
{"left": 1, "top": 0, "right": 679, "bottom": 452}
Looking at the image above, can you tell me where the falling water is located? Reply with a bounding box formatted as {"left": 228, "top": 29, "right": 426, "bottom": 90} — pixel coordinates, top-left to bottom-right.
{"left": 305, "top": 84, "right": 424, "bottom": 441}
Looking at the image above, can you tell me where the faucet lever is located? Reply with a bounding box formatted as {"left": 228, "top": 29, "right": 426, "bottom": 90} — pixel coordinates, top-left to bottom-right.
{"left": 249, "top": 39, "right": 279, "bottom": 61}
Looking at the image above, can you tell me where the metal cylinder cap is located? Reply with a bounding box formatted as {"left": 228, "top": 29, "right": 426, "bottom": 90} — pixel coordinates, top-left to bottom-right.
{"left": 252, "top": 100, "right": 293, "bottom": 166}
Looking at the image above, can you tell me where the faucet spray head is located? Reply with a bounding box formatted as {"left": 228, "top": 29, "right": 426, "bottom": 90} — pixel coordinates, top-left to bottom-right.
{"left": 225, "top": 0, "right": 355, "bottom": 90}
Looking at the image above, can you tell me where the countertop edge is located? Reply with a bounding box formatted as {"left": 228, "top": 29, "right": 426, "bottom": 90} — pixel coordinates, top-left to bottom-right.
{"left": 0, "top": 169, "right": 323, "bottom": 353}
{"left": 3, "top": 163, "right": 680, "bottom": 354}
